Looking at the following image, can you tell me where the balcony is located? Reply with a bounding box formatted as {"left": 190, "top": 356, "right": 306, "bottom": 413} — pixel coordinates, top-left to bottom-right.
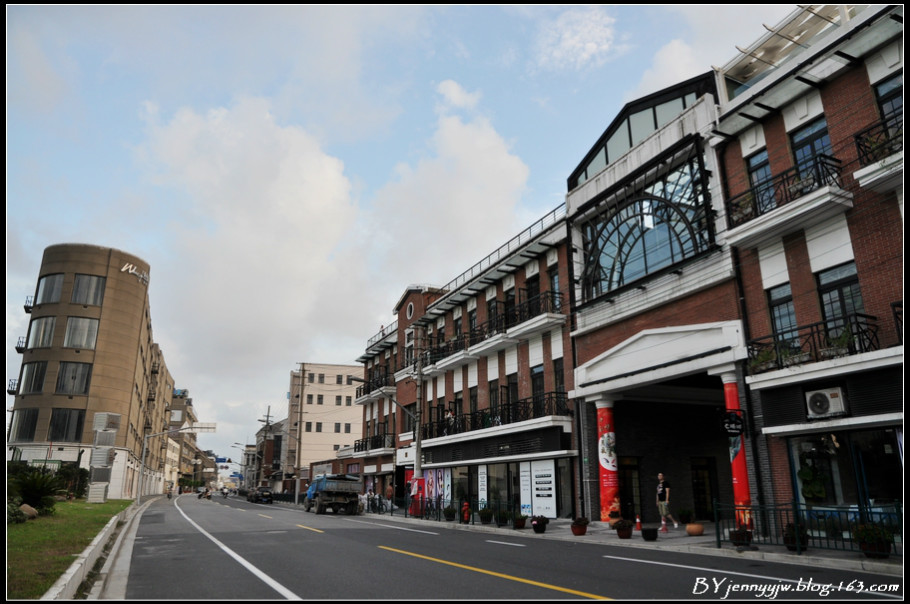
{"left": 355, "top": 372, "right": 395, "bottom": 401}
{"left": 419, "top": 391, "right": 571, "bottom": 440}
{"left": 725, "top": 154, "right": 852, "bottom": 249}
{"left": 853, "top": 113, "right": 903, "bottom": 193}
{"left": 8, "top": 379, "right": 18, "bottom": 395}
{"left": 747, "top": 313, "right": 880, "bottom": 375}
{"left": 24, "top": 296, "right": 33, "bottom": 314}
{"left": 15, "top": 337, "right": 26, "bottom": 353}
{"left": 353, "top": 433, "right": 395, "bottom": 454}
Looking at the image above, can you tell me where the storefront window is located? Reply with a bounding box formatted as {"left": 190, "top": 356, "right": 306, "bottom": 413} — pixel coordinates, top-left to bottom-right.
{"left": 790, "top": 429, "right": 902, "bottom": 509}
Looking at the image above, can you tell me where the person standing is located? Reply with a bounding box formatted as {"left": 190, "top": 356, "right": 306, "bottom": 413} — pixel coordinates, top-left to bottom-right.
{"left": 656, "top": 472, "right": 678, "bottom": 529}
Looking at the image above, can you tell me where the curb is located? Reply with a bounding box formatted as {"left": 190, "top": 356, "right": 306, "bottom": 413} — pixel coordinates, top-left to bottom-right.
{"left": 40, "top": 503, "right": 137, "bottom": 601}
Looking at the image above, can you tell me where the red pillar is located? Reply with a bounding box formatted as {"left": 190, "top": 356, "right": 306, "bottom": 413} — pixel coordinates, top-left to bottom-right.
{"left": 722, "top": 373, "right": 752, "bottom": 528}
{"left": 596, "top": 399, "right": 619, "bottom": 522}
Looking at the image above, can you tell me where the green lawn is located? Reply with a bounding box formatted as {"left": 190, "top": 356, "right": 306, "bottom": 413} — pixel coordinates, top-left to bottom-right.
{"left": 6, "top": 499, "right": 133, "bottom": 600}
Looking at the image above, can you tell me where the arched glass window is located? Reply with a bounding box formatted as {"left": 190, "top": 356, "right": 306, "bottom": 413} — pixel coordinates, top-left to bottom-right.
{"left": 581, "top": 149, "right": 712, "bottom": 299}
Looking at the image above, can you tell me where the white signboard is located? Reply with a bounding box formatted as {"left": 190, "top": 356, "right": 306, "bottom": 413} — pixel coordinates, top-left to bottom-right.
{"left": 530, "top": 459, "right": 556, "bottom": 518}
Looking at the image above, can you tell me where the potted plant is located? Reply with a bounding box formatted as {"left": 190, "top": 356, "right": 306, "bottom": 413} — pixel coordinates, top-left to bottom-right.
{"left": 748, "top": 346, "right": 777, "bottom": 374}
{"left": 513, "top": 514, "right": 527, "bottom": 529}
{"left": 497, "top": 508, "right": 512, "bottom": 527}
{"left": 851, "top": 524, "right": 893, "bottom": 559}
{"left": 641, "top": 526, "right": 659, "bottom": 541}
{"left": 571, "top": 517, "right": 589, "bottom": 536}
{"left": 729, "top": 527, "right": 753, "bottom": 547}
{"left": 783, "top": 522, "right": 809, "bottom": 551}
{"left": 531, "top": 515, "right": 549, "bottom": 534}
{"left": 820, "top": 329, "right": 853, "bottom": 358}
{"left": 443, "top": 505, "right": 457, "bottom": 521}
{"left": 478, "top": 507, "right": 493, "bottom": 525}
{"left": 614, "top": 518, "right": 634, "bottom": 539}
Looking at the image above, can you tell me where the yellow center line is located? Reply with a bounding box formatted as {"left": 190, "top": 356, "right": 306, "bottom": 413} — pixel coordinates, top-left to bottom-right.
{"left": 258, "top": 514, "right": 272, "bottom": 519}
{"left": 378, "top": 546, "right": 610, "bottom": 600}
{"left": 296, "top": 524, "right": 324, "bottom": 533}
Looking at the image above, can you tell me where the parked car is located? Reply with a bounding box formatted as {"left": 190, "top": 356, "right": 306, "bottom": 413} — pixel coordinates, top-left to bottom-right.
{"left": 247, "top": 486, "right": 273, "bottom": 504}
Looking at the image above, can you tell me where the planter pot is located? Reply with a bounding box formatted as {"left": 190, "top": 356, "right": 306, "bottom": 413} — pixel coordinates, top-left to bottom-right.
{"left": 641, "top": 527, "right": 658, "bottom": 541}
{"left": 686, "top": 523, "right": 705, "bottom": 536}
{"left": 480, "top": 516, "right": 493, "bottom": 525}
{"left": 571, "top": 524, "right": 587, "bottom": 536}
{"left": 784, "top": 535, "right": 809, "bottom": 552}
{"left": 616, "top": 527, "right": 633, "bottom": 539}
{"left": 730, "top": 530, "right": 753, "bottom": 547}
{"left": 532, "top": 524, "right": 547, "bottom": 534}
{"left": 513, "top": 518, "right": 526, "bottom": 529}
{"left": 859, "top": 541, "right": 891, "bottom": 559}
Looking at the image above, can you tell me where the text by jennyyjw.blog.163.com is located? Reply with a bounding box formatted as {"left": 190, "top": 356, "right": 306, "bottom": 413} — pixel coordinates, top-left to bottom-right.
{"left": 692, "top": 577, "right": 902, "bottom": 599}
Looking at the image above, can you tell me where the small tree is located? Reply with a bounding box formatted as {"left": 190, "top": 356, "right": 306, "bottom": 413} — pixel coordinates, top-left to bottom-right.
{"left": 14, "top": 470, "right": 62, "bottom": 514}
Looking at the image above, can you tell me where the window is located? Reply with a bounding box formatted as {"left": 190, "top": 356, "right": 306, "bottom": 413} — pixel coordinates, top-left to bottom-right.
{"left": 27, "top": 317, "right": 56, "bottom": 349}
{"left": 64, "top": 317, "right": 99, "bottom": 349}
{"left": 48, "top": 409, "right": 85, "bottom": 442}
{"left": 317, "top": 395, "right": 324, "bottom": 405}
{"left": 768, "top": 284, "right": 799, "bottom": 348}
{"left": 747, "top": 149, "right": 776, "bottom": 212}
{"left": 71, "top": 275, "right": 106, "bottom": 306}
{"left": 318, "top": 374, "right": 325, "bottom": 384}
{"left": 56, "top": 362, "right": 92, "bottom": 395}
{"left": 404, "top": 403, "right": 417, "bottom": 433}
{"left": 580, "top": 147, "right": 712, "bottom": 299}
{"left": 316, "top": 422, "right": 323, "bottom": 433}
{"left": 469, "top": 387, "right": 478, "bottom": 415}
{"left": 345, "top": 423, "right": 351, "bottom": 434}
{"left": 336, "top": 374, "right": 342, "bottom": 384}
{"left": 307, "top": 394, "right": 313, "bottom": 405}
{"left": 818, "top": 262, "right": 864, "bottom": 339}
{"left": 336, "top": 395, "right": 342, "bottom": 406}
{"left": 20, "top": 362, "right": 47, "bottom": 394}
{"left": 790, "top": 117, "right": 832, "bottom": 186}
{"left": 35, "top": 274, "right": 63, "bottom": 305}
{"left": 553, "top": 358, "right": 564, "bottom": 393}
{"left": 9, "top": 408, "right": 39, "bottom": 442}
{"left": 453, "top": 315, "right": 462, "bottom": 336}
{"left": 468, "top": 308, "right": 477, "bottom": 333}
{"left": 345, "top": 396, "right": 352, "bottom": 406}
{"left": 308, "top": 373, "right": 314, "bottom": 383}
{"left": 489, "top": 380, "right": 499, "bottom": 416}
{"left": 549, "top": 269, "right": 561, "bottom": 311}
{"left": 335, "top": 423, "right": 341, "bottom": 433}
{"left": 875, "top": 73, "right": 903, "bottom": 122}
{"left": 305, "top": 422, "right": 312, "bottom": 432}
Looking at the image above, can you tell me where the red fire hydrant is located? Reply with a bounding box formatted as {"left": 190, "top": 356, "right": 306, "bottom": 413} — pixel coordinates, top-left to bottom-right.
{"left": 462, "top": 502, "right": 470, "bottom": 523}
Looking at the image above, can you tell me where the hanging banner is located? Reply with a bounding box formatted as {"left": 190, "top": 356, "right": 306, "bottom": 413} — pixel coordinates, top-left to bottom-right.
{"left": 724, "top": 382, "right": 752, "bottom": 528}
{"left": 597, "top": 401, "right": 619, "bottom": 522}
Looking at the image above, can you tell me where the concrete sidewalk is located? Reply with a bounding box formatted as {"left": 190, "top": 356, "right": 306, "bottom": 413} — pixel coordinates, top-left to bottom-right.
{"left": 355, "top": 511, "right": 903, "bottom": 578}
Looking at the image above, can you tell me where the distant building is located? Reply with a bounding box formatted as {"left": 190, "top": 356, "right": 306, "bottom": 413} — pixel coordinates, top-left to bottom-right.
{"left": 7, "top": 244, "right": 178, "bottom": 499}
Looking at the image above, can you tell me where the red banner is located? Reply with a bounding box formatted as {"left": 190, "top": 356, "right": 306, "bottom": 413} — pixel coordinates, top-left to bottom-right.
{"left": 597, "top": 402, "right": 619, "bottom": 522}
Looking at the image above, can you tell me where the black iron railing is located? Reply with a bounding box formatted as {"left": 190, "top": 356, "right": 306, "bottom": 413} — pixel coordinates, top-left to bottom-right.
{"left": 892, "top": 301, "right": 902, "bottom": 344}
{"left": 726, "top": 154, "right": 843, "bottom": 229}
{"left": 353, "top": 433, "right": 395, "bottom": 453}
{"left": 747, "top": 313, "right": 879, "bottom": 374}
{"left": 714, "top": 500, "right": 902, "bottom": 556}
{"left": 421, "top": 391, "right": 570, "bottom": 440}
{"left": 355, "top": 371, "right": 394, "bottom": 398}
{"left": 854, "top": 112, "right": 903, "bottom": 167}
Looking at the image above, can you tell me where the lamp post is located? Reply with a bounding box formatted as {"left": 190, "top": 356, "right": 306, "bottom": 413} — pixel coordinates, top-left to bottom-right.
{"left": 139, "top": 422, "right": 216, "bottom": 506}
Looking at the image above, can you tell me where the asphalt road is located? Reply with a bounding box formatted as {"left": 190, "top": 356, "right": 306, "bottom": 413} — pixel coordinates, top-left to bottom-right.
{"left": 122, "top": 495, "right": 904, "bottom": 600}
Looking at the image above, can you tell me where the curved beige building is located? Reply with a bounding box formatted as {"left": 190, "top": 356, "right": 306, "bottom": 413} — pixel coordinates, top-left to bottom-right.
{"left": 8, "top": 244, "right": 174, "bottom": 500}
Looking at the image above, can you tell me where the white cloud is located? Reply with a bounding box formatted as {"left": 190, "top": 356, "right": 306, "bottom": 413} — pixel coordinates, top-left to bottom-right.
{"left": 535, "top": 7, "right": 626, "bottom": 71}
{"left": 436, "top": 80, "right": 482, "bottom": 112}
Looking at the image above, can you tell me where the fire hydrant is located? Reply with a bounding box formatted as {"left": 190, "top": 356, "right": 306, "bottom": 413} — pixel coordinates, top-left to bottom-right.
{"left": 462, "top": 502, "right": 470, "bottom": 523}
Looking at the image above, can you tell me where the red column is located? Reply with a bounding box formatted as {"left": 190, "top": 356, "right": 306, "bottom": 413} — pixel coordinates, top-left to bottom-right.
{"left": 596, "top": 400, "right": 619, "bottom": 522}
{"left": 723, "top": 374, "right": 752, "bottom": 528}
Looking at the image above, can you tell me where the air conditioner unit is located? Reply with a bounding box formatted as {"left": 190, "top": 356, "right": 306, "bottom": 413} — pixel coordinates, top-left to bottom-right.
{"left": 805, "top": 388, "right": 846, "bottom": 419}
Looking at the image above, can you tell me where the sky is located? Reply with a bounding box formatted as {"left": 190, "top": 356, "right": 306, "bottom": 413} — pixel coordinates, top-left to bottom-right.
{"left": 7, "top": 5, "right": 798, "bottom": 468}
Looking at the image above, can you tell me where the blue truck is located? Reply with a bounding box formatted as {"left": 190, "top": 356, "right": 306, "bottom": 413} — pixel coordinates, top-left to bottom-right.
{"left": 304, "top": 473, "right": 362, "bottom": 514}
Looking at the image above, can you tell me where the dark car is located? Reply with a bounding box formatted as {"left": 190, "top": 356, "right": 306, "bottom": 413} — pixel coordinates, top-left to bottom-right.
{"left": 247, "top": 486, "right": 273, "bottom": 504}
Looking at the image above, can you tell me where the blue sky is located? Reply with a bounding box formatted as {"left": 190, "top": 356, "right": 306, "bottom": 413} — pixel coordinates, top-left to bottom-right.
{"left": 6, "top": 5, "right": 797, "bottom": 461}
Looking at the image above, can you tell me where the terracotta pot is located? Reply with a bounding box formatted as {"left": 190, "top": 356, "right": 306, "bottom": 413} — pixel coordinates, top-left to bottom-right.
{"left": 859, "top": 541, "right": 891, "bottom": 559}
{"left": 686, "top": 523, "right": 705, "bottom": 536}
{"left": 616, "top": 527, "right": 633, "bottom": 539}
{"left": 571, "top": 524, "right": 587, "bottom": 536}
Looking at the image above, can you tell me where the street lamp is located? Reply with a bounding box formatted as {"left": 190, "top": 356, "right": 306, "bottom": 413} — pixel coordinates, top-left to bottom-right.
{"left": 138, "top": 422, "right": 216, "bottom": 506}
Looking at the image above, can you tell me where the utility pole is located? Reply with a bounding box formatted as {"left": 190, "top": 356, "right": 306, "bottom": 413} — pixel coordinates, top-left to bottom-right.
{"left": 258, "top": 407, "right": 272, "bottom": 487}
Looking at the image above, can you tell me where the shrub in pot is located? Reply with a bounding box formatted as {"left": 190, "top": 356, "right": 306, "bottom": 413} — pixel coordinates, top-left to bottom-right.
{"left": 614, "top": 518, "right": 633, "bottom": 539}
{"left": 531, "top": 515, "right": 549, "bottom": 533}
{"left": 478, "top": 507, "right": 493, "bottom": 524}
{"left": 513, "top": 514, "right": 527, "bottom": 529}
{"left": 571, "top": 517, "right": 589, "bottom": 536}
{"left": 729, "top": 527, "right": 753, "bottom": 547}
{"left": 443, "top": 505, "right": 457, "bottom": 521}
{"left": 783, "top": 522, "right": 809, "bottom": 551}
{"left": 851, "top": 524, "right": 893, "bottom": 559}
{"left": 641, "top": 527, "right": 659, "bottom": 541}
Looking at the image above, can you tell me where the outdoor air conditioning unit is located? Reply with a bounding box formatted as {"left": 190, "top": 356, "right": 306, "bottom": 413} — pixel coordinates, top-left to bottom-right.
{"left": 805, "top": 388, "right": 846, "bottom": 419}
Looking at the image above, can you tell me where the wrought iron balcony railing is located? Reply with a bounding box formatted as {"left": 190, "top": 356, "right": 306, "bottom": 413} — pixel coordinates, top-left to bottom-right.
{"left": 354, "top": 433, "right": 395, "bottom": 453}
{"left": 854, "top": 112, "right": 903, "bottom": 167}
{"left": 8, "top": 379, "right": 18, "bottom": 395}
{"left": 355, "top": 371, "right": 395, "bottom": 398}
{"left": 726, "top": 154, "right": 843, "bottom": 229}
{"left": 892, "top": 301, "right": 902, "bottom": 345}
{"left": 420, "top": 391, "right": 571, "bottom": 440}
{"left": 747, "top": 313, "right": 880, "bottom": 374}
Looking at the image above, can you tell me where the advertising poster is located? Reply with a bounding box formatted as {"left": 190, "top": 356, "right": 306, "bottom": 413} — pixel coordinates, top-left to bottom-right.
{"left": 598, "top": 403, "right": 619, "bottom": 522}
